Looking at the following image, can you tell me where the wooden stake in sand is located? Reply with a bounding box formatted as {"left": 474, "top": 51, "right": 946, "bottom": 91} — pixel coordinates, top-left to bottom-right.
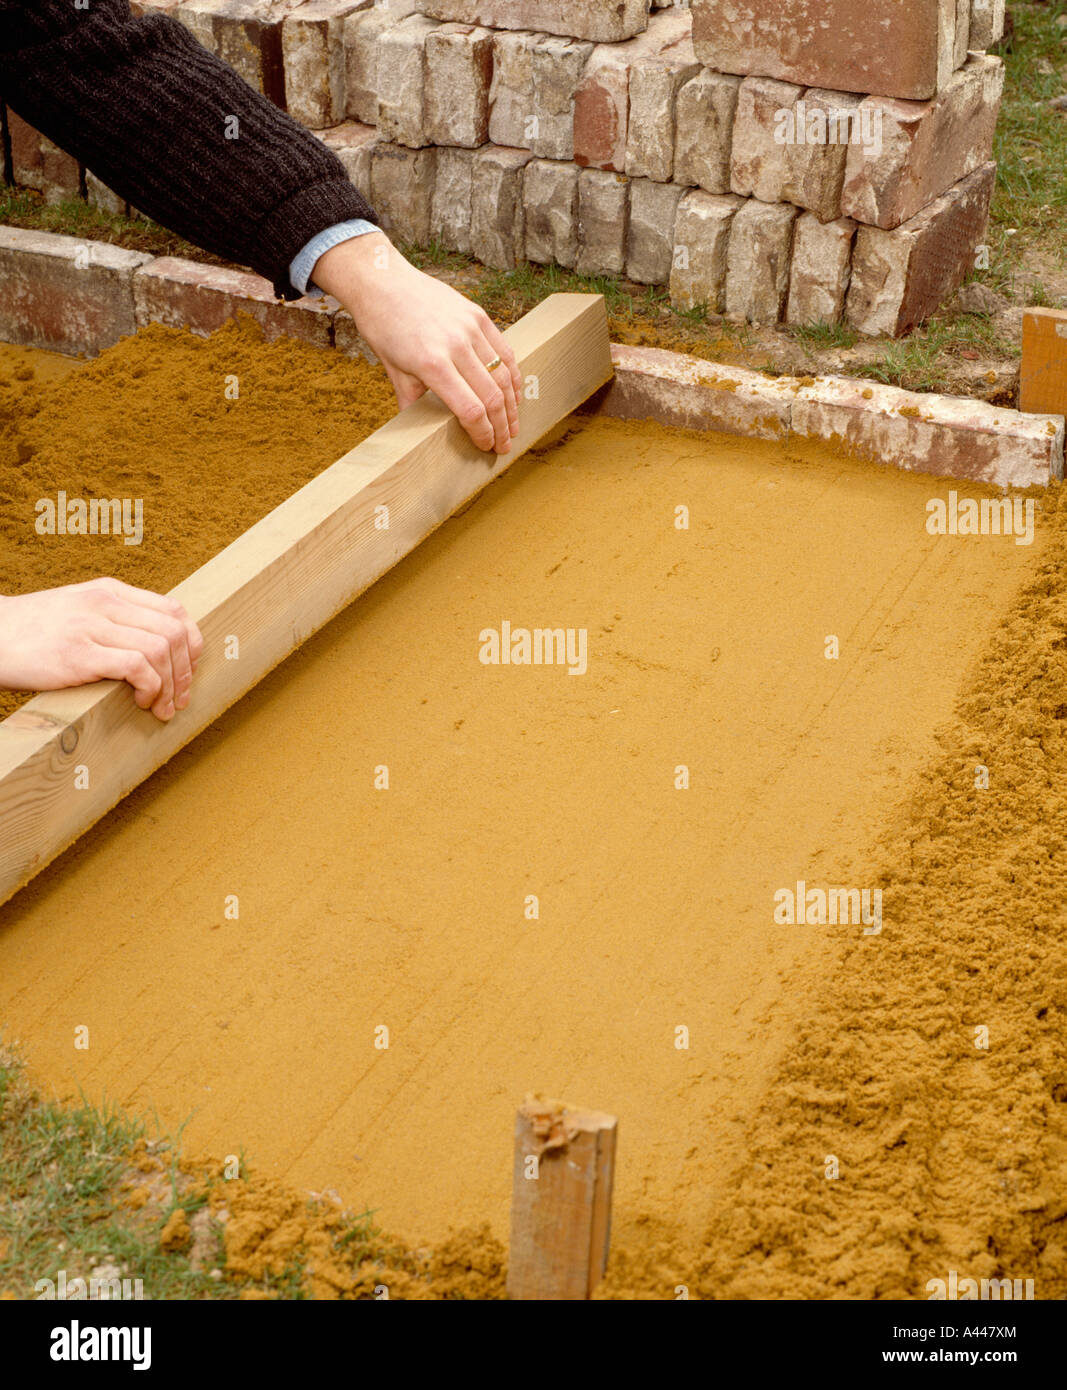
{"left": 1020, "top": 306, "right": 1067, "bottom": 416}
{"left": 507, "top": 1095, "right": 618, "bottom": 1300}
{"left": 0, "top": 294, "right": 613, "bottom": 907}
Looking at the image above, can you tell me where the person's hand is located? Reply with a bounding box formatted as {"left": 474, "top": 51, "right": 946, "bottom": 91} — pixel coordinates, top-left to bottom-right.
{"left": 0, "top": 579, "right": 203, "bottom": 722}
{"left": 311, "top": 230, "right": 522, "bottom": 455}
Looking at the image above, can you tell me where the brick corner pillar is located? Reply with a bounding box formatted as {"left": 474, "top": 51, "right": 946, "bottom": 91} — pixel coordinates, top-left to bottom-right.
{"left": 846, "top": 161, "right": 996, "bottom": 337}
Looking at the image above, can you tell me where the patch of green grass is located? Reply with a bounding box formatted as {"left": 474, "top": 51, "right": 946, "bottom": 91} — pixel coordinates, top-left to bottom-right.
{"left": 789, "top": 321, "right": 860, "bottom": 351}
{"left": 399, "top": 237, "right": 468, "bottom": 272}
{"left": 0, "top": 188, "right": 235, "bottom": 266}
{"left": 1026, "top": 279, "right": 1057, "bottom": 307}
{"left": 0, "top": 1042, "right": 226, "bottom": 1300}
{"left": 674, "top": 300, "right": 709, "bottom": 325}
{"left": 0, "top": 1043, "right": 465, "bottom": 1301}
{"left": 850, "top": 311, "right": 1017, "bottom": 391}
{"left": 989, "top": 2, "right": 1067, "bottom": 271}
{"left": 467, "top": 259, "right": 638, "bottom": 322}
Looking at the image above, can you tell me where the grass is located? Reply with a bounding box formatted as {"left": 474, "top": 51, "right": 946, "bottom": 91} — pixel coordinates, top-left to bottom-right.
{"left": 0, "top": 188, "right": 237, "bottom": 268}
{"left": 989, "top": 2, "right": 1067, "bottom": 267}
{"left": 0, "top": 1041, "right": 415, "bottom": 1301}
{"left": 0, "top": 1040, "right": 223, "bottom": 1300}
{"left": 790, "top": 321, "right": 860, "bottom": 351}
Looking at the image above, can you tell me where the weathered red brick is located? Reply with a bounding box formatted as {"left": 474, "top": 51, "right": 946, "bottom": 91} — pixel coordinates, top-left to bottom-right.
{"left": 7, "top": 109, "right": 45, "bottom": 190}
{"left": 573, "top": 10, "right": 690, "bottom": 171}
{"left": 133, "top": 257, "right": 335, "bottom": 346}
{"left": 691, "top": 0, "right": 956, "bottom": 101}
{"left": 846, "top": 162, "right": 996, "bottom": 336}
{"left": 792, "top": 377, "right": 1063, "bottom": 488}
{"left": 0, "top": 227, "right": 150, "bottom": 357}
{"left": 419, "top": 1, "right": 651, "bottom": 44}
{"left": 40, "top": 137, "right": 82, "bottom": 207}
{"left": 841, "top": 56, "right": 1004, "bottom": 231}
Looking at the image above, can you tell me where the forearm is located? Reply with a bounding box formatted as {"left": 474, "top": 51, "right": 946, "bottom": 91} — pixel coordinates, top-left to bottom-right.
{"left": 0, "top": 0, "right": 378, "bottom": 297}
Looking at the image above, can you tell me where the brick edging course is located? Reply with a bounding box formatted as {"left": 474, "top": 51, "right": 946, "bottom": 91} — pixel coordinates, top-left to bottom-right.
{"left": 1, "top": 226, "right": 1061, "bottom": 488}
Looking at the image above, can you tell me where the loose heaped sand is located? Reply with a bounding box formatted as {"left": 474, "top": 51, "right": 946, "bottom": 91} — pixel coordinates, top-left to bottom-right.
{"left": 0, "top": 325, "right": 1063, "bottom": 1299}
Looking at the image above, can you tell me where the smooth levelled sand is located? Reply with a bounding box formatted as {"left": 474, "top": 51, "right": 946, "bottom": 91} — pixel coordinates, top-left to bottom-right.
{"left": 0, "top": 362, "right": 1048, "bottom": 1292}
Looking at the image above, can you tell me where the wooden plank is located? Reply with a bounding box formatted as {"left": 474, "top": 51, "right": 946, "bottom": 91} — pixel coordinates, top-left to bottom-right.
{"left": 1020, "top": 306, "right": 1067, "bottom": 416}
{"left": 507, "top": 1095, "right": 617, "bottom": 1300}
{"left": 0, "top": 293, "right": 612, "bottom": 907}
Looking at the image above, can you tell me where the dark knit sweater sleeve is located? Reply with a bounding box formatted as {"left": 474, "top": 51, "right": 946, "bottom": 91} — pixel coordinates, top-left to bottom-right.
{"left": 0, "top": 0, "right": 379, "bottom": 299}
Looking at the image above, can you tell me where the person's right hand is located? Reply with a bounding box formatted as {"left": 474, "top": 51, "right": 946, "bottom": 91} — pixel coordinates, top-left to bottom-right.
{"left": 0, "top": 578, "right": 203, "bottom": 722}
{"left": 311, "top": 231, "right": 522, "bottom": 455}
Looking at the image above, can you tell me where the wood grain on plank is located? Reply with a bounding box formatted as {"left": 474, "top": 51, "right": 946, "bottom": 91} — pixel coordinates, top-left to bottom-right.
{"left": 507, "top": 1096, "right": 617, "bottom": 1300}
{"left": 1021, "top": 306, "right": 1067, "bottom": 417}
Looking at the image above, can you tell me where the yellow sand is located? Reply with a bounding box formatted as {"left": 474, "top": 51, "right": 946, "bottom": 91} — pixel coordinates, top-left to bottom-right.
{"left": 0, "top": 332, "right": 1050, "bottom": 1295}
{"left": 0, "top": 321, "right": 394, "bottom": 720}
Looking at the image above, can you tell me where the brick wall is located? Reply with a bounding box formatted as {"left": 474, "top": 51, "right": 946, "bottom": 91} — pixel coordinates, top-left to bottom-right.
{"left": 3, "top": 0, "right": 1009, "bottom": 334}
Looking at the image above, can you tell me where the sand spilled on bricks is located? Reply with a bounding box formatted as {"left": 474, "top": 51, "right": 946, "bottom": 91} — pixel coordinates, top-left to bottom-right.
{"left": 0, "top": 323, "right": 1061, "bottom": 1298}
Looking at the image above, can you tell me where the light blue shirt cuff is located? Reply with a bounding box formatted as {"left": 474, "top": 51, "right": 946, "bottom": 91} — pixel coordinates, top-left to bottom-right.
{"left": 289, "top": 218, "right": 379, "bottom": 296}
